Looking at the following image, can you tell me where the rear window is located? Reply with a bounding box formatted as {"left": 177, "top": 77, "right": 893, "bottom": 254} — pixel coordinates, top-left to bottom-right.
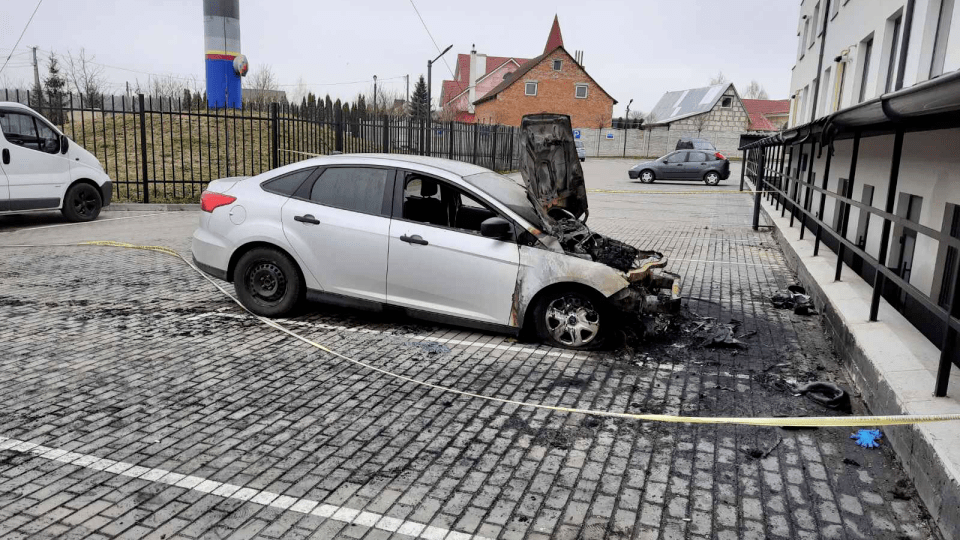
{"left": 309, "top": 167, "right": 391, "bottom": 216}
{"left": 261, "top": 168, "right": 316, "bottom": 196}
{"left": 695, "top": 141, "right": 715, "bottom": 150}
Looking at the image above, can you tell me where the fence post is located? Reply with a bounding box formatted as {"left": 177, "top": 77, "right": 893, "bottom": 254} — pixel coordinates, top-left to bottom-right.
{"left": 491, "top": 126, "right": 499, "bottom": 170}
{"left": 869, "top": 128, "right": 905, "bottom": 322}
{"left": 382, "top": 114, "right": 390, "bottom": 152}
{"left": 740, "top": 149, "right": 747, "bottom": 191}
{"left": 472, "top": 123, "right": 479, "bottom": 165}
{"left": 447, "top": 122, "right": 454, "bottom": 159}
{"left": 752, "top": 146, "right": 765, "bottom": 231}
{"left": 270, "top": 102, "right": 279, "bottom": 169}
{"left": 507, "top": 127, "right": 515, "bottom": 171}
{"left": 138, "top": 94, "right": 149, "bottom": 203}
{"left": 335, "top": 106, "right": 344, "bottom": 153}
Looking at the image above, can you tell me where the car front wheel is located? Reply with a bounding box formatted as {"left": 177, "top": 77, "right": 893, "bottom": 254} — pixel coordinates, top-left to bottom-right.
{"left": 639, "top": 170, "right": 655, "bottom": 183}
{"left": 533, "top": 288, "right": 608, "bottom": 349}
{"left": 233, "top": 247, "right": 303, "bottom": 317}
{"left": 704, "top": 171, "right": 720, "bottom": 185}
{"left": 61, "top": 183, "right": 102, "bottom": 222}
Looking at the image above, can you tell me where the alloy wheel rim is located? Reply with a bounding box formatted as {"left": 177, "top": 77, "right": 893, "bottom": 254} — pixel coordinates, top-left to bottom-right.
{"left": 641, "top": 172, "right": 653, "bottom": 182}
{"left": 247, "top": 262, "right": 287, "bottom": 304}
{"left": 74, "top": 190, "right": 96, "bottom": 216}
{"left": 545, "top": 295, "right": 600, "bottom": 347}
{"left": 707, "top": 173, "right": 718, "bottom": 184}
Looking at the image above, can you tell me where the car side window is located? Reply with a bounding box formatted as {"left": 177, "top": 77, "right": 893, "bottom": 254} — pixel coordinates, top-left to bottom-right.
{"left": 401, "top": 173, "right": 498, "bottom": 235}
{"left": 262, "top": 167, "right": 316, "bottom": 196}
{"left": 0, "top": 111, "right": 42, "bottom": 151}
{"left": 666, "top": 152, "right": 686, "bottom": 163}
{"left": 309, "top": 167, "right": 391, "bottom": 216}
{"left": 34, "top": 119, "right": 60, "bottom": 154}
{"left": 688, "top": 152, "right": 707, "bottom": 162}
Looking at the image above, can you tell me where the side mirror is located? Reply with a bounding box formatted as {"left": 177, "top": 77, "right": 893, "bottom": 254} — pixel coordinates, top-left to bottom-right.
{"left": 480, "top": 216, "right": 512, "bottom": 239}
{"left": 60, "top": 135, "right": 69, "bottom": 154}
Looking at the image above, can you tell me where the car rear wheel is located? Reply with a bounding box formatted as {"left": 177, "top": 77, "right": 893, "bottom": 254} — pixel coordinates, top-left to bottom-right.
{"left": 234, "top": 247, "right": 303, "bottom": 317}
{"left": 704, "top": 171, "right": 720, "bottom": 185}
{"left": 61, "top": 183, "right": 102, "bottom": 222}
{"left": 639, "top": 170, "right": 655, "bottom": 183}
{"left": 533, "top": 288, "right": 608, "bottom": 349}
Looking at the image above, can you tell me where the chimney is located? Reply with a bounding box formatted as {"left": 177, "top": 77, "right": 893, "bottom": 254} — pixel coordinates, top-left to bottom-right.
{"left": 468, "top": 45, "right": 485, "bottom": 113}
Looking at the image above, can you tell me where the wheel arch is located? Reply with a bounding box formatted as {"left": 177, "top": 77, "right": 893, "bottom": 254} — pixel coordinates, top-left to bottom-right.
{"left": 227, "top": 241, "right": 304, "bottom": 285}
{"left": 63, "top": 178, "right": 105, "bottom": 206}
{"left": 640, "top": 168, "right": 656, "bottom": 179}
{"left": 520, "top": 281, "right": 609, "bottom": 333}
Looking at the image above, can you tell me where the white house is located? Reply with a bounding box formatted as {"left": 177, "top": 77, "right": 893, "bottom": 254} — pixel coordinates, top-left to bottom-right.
{"left": 743, "top": 1, "right": 959, "bottom": 537}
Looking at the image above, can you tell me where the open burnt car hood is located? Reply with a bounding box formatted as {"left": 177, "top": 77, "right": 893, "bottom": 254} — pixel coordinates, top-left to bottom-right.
{"left": 518, "top": 114, "right": 589, "bottom": 223}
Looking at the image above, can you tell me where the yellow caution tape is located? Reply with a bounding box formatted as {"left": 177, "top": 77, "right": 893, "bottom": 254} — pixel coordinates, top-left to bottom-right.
{"left": 5, "top": 240, "right": 960, "bottom": 428}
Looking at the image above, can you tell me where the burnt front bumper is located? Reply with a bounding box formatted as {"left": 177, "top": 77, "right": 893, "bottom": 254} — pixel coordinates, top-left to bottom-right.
{"left": 609, "top": 252, "right": 682, "bottom": 315}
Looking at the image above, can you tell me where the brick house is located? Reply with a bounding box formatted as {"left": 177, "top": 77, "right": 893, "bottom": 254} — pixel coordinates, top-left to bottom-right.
{"left": 741, "top": 98, "right": 791, "bottom": 132}
{"left": 440, "top": 52, "right": 530, "bottom": 123}
{"left": 467, "top": 17, "right": 617, "bottom": 127}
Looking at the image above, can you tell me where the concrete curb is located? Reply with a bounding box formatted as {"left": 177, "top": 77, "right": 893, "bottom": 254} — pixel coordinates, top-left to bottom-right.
{"left": 105, "top": 203, "right": 200, "bottom": 211}
{"left": 759, "top": 200, "right": 960, "bottom": 540}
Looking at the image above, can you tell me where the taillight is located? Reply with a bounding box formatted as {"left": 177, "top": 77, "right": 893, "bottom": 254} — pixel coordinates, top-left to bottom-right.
{"left": 715, "top": 152, "right": 726, "bottom": 160}
{"left": 201, "top": 191, "right": 236, "bottom": 212}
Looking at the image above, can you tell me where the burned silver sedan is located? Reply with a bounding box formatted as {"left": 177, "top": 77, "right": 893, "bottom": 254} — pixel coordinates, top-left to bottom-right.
{"left": 192, "top": 113, "right": 680, "bottom": 349}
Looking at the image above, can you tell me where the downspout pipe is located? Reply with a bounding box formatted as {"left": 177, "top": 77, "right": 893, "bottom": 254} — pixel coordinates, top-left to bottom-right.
{"left": 809, "top": 0, "right": 832, "bottom": 124}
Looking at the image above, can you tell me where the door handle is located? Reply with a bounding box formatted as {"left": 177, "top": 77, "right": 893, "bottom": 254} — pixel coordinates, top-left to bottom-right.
{"left": 2, "top": 149, "right": 8, "bottom": 165}
{"left": 400, "top": 234, "right": 429, "bottom": 246}
{"left": 294, "top": 214, "right": 320, "bottom": 225}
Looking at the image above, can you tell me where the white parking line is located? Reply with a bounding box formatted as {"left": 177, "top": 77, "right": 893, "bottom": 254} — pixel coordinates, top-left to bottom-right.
{"left": 11, "top": 212, "right": 170, "bottom": 232}
{"left": 0, "top": 435, "right": 491, "bottom": 540}
{"left": 186, "top": 312, "right": 586, "bottom": 359}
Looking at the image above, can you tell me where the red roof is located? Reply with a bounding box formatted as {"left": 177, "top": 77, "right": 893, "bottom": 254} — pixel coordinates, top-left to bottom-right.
{"left": 742, "top": 99, "right": 790, "bottom": 132}
{"left": 441, "top": 53, "right": 530, "bottom": 105}
{"left": 544, "top": 15, "right": 564, "bottom": 53}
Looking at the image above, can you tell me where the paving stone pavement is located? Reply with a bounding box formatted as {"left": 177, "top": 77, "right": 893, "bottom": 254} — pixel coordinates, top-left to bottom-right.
{"left": 0, "top": 159, "right": 942, "bottom": 539}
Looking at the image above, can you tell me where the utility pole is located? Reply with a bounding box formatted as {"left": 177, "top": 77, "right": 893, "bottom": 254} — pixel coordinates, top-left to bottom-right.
{"left": 405, "top": 74, "right": 409, "bottom": 110}
{"left": 426, "top": 45, "right": 453, "bottom": 156}
{"left": 31, "top": 47, "right": 41, "bottom": 110}
{"left": 373, "top": 75, "right": 378, "bottom": 118}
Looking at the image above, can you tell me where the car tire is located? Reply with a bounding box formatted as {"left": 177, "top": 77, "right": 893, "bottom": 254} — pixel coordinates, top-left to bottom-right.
{"left": 580, "top": 158, "right": 585, "bottom": 162}
{"left": 533, "top": 287, "right": 609, "bottom": 350}
{"left": 639, "top": 170, "right": 655, "bottom": 183}
{"left": 233, "top": 247, "right": 303, "bottom": 317}
{"left": 704, "top": 171, "right": 720, "bottom": 185}
{"left": 61, "top": 183, "right": 102, "bottom": 222}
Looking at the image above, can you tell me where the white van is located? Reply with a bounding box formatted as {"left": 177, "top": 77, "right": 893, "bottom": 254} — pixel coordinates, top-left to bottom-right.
{"left": 0, "top": 102, "right": 112, "bottom": 222}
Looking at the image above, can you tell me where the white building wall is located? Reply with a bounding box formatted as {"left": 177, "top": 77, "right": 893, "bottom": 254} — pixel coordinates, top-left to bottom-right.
{"left": 789, "top": 0, "right": 959, "bottom": 127}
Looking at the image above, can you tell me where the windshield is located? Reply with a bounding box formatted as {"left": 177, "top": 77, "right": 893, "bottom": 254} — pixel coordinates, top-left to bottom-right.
{"left": 462, "top": 171, "right": 545, "bottom": 230}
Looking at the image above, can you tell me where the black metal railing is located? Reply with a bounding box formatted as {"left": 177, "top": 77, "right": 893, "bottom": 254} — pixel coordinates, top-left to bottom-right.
{"left": 2, "top": 88, "right": 521, "bottom": 203}
{"left": 744, "top": 132, "right": 958, "bottom": 397}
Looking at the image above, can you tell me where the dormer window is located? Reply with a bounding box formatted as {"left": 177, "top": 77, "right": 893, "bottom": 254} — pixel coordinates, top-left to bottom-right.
{"left": 721, "top": 97, "right": 733, "bottom": 108}
{"left": 553, "top": 60, "right": 562, "bottom": 71}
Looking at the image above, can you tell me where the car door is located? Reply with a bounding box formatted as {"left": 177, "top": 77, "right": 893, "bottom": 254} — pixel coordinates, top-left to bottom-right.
{"left": 0, "top": 165, "right": 9, "bottom": 211}
{"left": 683, "top": 151, "right": 708, "bottom": 179}
{"left": 386, "top": 170, "right": 520, "bottom": 326}
{"left": 280, "top": 166, "right": 395, "bottom": 303}
{"left": 0, "top": 109, "right": 70, "bottom": 208}
{"left": 660, "top": 151, "right": 687, "bottom": 179}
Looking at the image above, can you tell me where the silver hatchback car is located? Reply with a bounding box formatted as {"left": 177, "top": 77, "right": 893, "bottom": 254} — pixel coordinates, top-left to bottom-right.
{"left": 192, "top": 114, "right": 679, "bottom": 349}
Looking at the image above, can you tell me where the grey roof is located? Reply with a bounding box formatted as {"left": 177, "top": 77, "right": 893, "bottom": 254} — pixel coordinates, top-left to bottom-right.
{"left": 647, "top": 82, "right": 735, "bottom": 125}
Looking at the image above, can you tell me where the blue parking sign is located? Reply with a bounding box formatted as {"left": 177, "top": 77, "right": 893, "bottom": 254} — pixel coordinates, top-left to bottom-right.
{"left": 573, "top": 130, "right": 581, "bottom": 139}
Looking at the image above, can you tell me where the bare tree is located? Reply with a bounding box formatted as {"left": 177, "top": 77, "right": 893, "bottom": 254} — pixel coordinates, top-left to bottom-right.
{"left": 709, "top": 71, "right": 728, "bottom": 86}
{"left": 64, "top": 48, "right": 106, "bottom": 107}
{"left": 244, "top": 64, "right": 279, "bottom": 107}
{"left": 691, "top": 113, "right": 709, "bottom": 135}
{"left": 289, "top": 77, "right": 309, "bottom": 106}
{"left": 742, "top": 80, "right": 769, "bottom": 99}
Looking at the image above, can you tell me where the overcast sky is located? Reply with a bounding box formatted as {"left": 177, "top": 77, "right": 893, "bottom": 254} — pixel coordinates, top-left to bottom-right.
{"left": 1, "top": 0, "right": 800, "bottom": 116}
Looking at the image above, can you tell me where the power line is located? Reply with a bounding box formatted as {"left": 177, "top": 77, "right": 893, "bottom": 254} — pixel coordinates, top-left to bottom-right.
{"left": 407, "top": 0, "right": 454, "bottom": 79}
{"left": 275, "top": 75, "right": 406, "bottom": 88}
{"left": 0, "top": 0, "right": 44, "bottom": 76}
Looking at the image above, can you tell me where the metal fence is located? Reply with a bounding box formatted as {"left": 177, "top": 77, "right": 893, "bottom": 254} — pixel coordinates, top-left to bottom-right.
{"left": 742, "top": 131, "right": 958, "bottom": 397}
{"left": 2, "top": 88, "right": 521, "bottom": 203}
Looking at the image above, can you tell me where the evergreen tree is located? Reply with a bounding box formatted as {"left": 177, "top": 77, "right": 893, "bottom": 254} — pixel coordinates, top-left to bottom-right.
{"left": 182, "top": 89, "right": 192, "bottom": 110}
{"left": 43, "top": 53, "right": 67, "bottom": 125}
{"left": 356, "top": 94, "right": 367, "bottom": 119}
{"left": 325, "top": 94, "right": 333, "bottom": 119}
{"left": 411, "top": 75, "right": 429, "bottom": 121}
{"left": 30, "top": 78, "right": 45, "bottom": 113}
{"left": 307, "top": 92, "right": 317, "bottom": 109}
{"left": 350, "top": 102, "right": 359, "bottom": 137}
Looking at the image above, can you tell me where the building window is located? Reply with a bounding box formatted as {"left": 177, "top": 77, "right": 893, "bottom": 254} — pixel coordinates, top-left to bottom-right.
{"left": 721, "top": 97, "right": 732, "bottom": 108}
{"left": 575, "top": 84, "right": 588, "bottom": 99}
{"left": 938, "top": 204, "right": 960, "bottom": 308}
{"left": 820, "top": 66, "right": 832, "bottom": 116}
{"left": 525, "top": 82, "right": 538, "bottom": 96}
{"left": 813, "top": 2, "right": 822, "bottom": 37}
{"left": 885, "top": 13, "right": 903, "bottom": 93}
{"left": 553, "top": 60, "right": 562, "bottom": 71}
{"left": 858, "top": 37, "right": 873, "bottom": 103}
{"left": 834, "top": 59, "right": 847, "bottom": 111}
{"left": 931, "top": 0, "right": 955, "bottom": 78}
{"left": 801, "top": 18, "right": 811, "bottom": 57}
